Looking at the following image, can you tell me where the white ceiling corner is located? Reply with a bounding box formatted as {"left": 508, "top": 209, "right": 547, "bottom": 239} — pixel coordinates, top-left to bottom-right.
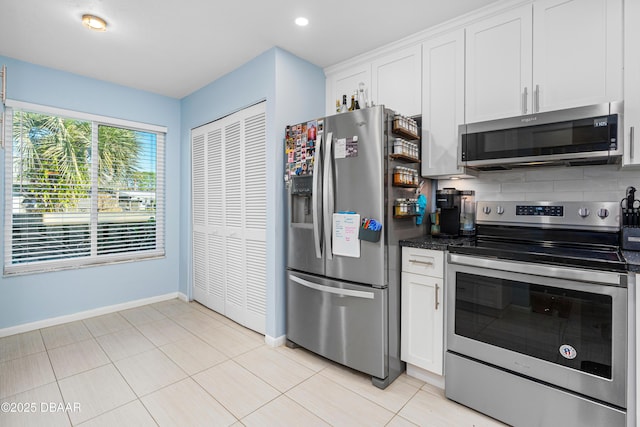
{"left": 0, "top": 0, "right": 499, "bottom": 99}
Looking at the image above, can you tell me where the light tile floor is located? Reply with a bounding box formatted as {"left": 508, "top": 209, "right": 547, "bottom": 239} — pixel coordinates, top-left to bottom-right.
{"left": 0, "top": 299, "right": 506, "bottom": 426}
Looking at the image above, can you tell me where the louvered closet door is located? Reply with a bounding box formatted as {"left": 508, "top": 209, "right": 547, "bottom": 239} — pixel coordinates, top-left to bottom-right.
{"left": 206, "top": 127, "right": 225, "bottom": 313}
{"left": 191, "top": 102, "right": 267, "bottom": 334}
{"left": 223, "top": 120, "right": 245, "bottom": 326}
{"left": 191, "top": 131, "right": 207, "bottom": 303}
{"left": 241, "top": 109, "right": 267, "bottom": 333}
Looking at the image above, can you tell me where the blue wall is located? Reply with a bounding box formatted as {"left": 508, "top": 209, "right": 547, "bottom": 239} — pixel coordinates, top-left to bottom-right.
{"left": 180, "top": 47, "right": 324, "bottom": 338}
{"left": 0, "top": 56, "right": 181, "bottom": 329}
{"left": 0, "top": 47, "right": 324, "bottom": 338}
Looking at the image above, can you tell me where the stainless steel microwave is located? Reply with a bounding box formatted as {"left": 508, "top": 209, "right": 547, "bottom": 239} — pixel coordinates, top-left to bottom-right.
{"left": 458, "top": 102, "right": 623, "bottom": 170}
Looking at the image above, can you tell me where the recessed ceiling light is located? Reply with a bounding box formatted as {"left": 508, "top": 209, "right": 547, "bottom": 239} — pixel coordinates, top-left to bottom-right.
{"left": 295, "top": 17, "right": 309, "bottom": 27}
{"left": 82, "top": 14, "right": 107, "bottom": 32}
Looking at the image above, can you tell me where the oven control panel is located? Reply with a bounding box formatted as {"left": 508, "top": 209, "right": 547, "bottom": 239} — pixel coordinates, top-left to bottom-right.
{"left": 516, "top": 205, "right": 564, "bottom": 216}
{"left": 476, "top": 201, "right": 620, "bottom": 231}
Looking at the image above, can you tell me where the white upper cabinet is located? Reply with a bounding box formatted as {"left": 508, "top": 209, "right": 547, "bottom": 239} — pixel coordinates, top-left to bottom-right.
{"left": 422, "top": 29, "right": 469, "bottom": 178}
{"left": 623, "top": 0, "right": 640, "bottom": 167}
{"left": 325, "top": 64, "right": 371, "bottom": 116}
{"left": 466, "top": 0, "right": 622, "bottom": 123}
{"left": 371, "top": 45, "right": 422, "bottom": 117}
{"left": 325, "top": 46, "right": 421, "bottom": 117}
{"left": 466, "top": 5, "right": 532, "bottom": 123}
{"left": 533, "top": 0, "right": 622, "bottom": 112}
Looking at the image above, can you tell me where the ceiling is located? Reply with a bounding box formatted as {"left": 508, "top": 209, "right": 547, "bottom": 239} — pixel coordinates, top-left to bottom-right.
{"left": 0, "top": 0, "right": 498, "bottom": 99}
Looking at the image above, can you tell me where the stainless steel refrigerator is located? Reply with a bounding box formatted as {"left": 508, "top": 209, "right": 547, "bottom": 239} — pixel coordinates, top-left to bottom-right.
{"left": 285, "top": 106, "right": 424, "bottom": 389}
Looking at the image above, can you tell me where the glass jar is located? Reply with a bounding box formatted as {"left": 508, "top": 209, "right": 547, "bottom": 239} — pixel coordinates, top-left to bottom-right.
{"left": 393, "top": 139, "right": 403, "bottom": 155}
{"left": 395, "top": 199, "right": 403, "bottom": 216}
{"left": 393, "top": 167, "right": 401, "bottom": 185}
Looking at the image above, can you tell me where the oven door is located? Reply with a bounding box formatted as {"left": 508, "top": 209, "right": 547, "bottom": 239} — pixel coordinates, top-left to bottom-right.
{"left": 447, "top": 253, "right": 627, "bottom": 408}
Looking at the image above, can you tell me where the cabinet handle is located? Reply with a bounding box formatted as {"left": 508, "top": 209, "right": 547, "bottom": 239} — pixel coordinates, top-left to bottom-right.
{"left": 631, "top": 126, "right": 635, "bottom": 160}
{"left": 409, "top": 257, "right": 434, "bottom": 266}
{"left": 522, "top": 87, "right": 528, "bottom": 115}
{"left": 435, "top": 283, "right": 440, "bottom": 310}
{"left": 534, "top": 85, "right": 540, "bottom": 113}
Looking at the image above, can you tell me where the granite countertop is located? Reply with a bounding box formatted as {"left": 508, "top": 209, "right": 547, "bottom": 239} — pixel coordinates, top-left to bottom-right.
{"left": 399, "top": 235, "right": 474, "bottom": 251}
{"left": 401, "top": 235, "right": 640, "bottom": 274}
{"left": 623, "top": 251, "right": 640, "bottom": 273}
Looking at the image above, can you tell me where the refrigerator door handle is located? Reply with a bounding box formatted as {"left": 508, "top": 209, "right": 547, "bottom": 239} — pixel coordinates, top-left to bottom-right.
{"left": 323, "top": 132, "right": 334, "bottom": 260}
{"left": 290, "top": 275, "right": 375, "bottom": 299}
{"left": 312, "top": 132, "right": 323, "bottom": 259}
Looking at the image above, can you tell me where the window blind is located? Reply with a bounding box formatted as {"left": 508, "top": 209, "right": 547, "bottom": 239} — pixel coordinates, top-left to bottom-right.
{"left": 4, "top": 105, "right": 165, "bottom": 275}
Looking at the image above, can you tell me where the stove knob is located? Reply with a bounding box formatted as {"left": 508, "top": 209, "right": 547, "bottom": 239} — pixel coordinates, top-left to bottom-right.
{"left": 496, "top": 206, "right": 505, "bottom": 215}
{"left": 482, "top": 206, "right": 492, "bottom": 215}
{"left": 597, "top": 208, "right": 609, "bottom": 219}
{"left": 578, "top": 207, "right": 590, "bottom": 218}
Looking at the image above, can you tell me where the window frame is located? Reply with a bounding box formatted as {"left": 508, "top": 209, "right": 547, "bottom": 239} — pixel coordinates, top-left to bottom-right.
{"left": 3, "top": 100, "right": 166, "bottom": 276}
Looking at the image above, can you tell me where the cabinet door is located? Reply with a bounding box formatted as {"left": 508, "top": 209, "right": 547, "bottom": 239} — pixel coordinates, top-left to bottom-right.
{"left": 421, "top": 30, "right": 466, "bottom": 177}
{"left": 624, "top": 0, "right": 640, "bottom": 167}
{"left": 371, "top": 45, "right": 422, "bottom": 116}
{"left": 465, "top": 5, "right": 533, "bottom": 122}
{"left": 326, "top": 64, "right": 371, "bottom": 116}
{"left": 401, "top": 271, "right": 444, "bottom": 375}
{"left": 533, "top": 0, "right": 622, "bottom": 112}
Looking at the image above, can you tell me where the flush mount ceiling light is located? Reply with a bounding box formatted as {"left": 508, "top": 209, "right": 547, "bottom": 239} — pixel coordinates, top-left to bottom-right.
{"left": 295, "top": 17, "right": 309, "bottom": 27}
{"left": 82, "top": 14, "right": 107, "bottom": 32}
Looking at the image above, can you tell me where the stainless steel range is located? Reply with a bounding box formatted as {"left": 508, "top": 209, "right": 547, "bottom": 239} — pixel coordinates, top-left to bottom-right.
{"left": 445, "top": 201, "right": 633, "bottom": 427}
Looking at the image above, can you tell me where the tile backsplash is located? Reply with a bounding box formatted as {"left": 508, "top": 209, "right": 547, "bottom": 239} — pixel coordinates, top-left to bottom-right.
{"left": 437, "top": 164, "right": 640, "bottom": 203}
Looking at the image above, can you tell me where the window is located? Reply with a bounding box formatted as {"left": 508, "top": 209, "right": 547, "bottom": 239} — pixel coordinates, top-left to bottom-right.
{"left": 3, "top": 103, "right": 165, "bottom": 275}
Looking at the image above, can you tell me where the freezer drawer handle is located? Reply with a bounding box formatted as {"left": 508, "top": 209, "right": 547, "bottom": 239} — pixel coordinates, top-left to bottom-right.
{"left": 290, "top": 275, "right": 375, "bottom": 299}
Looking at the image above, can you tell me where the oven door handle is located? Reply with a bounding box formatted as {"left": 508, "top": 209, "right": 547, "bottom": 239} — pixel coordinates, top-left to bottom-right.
{"left": 448, "top": 253, "right": 626, "bottom": 287}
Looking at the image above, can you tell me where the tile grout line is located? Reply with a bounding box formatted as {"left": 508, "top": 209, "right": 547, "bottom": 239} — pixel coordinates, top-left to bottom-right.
{"left": 40, "top": 327, "right": 76, "bottom": 427}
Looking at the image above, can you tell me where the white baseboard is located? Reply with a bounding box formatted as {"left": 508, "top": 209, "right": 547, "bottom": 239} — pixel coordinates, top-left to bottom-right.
{"left": 0, "top": 292, "right": 182, "bottom": 338}
{"left": 265, "top": 334, "right": 287, "bottom": 347}
{"left": 406, "top": 363, "right": 445, "bottom": 389}
{"left": 177, "top": 292, "right": 189, "bottom": 302}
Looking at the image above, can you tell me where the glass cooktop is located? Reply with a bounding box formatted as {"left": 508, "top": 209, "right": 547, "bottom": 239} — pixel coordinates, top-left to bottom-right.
{"left": 448, "top": 226, "right": 626, "bottom": 272}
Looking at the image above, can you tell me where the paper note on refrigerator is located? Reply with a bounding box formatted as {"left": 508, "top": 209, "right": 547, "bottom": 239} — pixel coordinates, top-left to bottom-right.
{"left": 334, "top": 138, "right": 347, "bottom": 159}
{"left": 332, "top": 213, "right": 361, "bottom": 258}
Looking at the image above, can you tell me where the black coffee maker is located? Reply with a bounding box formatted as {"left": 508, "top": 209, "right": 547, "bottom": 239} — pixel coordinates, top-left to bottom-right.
{"left": 435, "top": 188, "right": 461, "bottom": 237}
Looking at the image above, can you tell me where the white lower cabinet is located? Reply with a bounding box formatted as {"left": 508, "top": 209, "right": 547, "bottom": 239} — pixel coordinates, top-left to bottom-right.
{"left": 401, "top": 247, "right": 444, "bottom": 379}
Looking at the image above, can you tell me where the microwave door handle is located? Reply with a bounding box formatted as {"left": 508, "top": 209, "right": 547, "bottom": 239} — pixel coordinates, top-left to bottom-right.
{"left": 312, "top": 132, "right": 323, "bottom": 259}
{"left": 323, "top": 132, "right": 334, "bottom": 260}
